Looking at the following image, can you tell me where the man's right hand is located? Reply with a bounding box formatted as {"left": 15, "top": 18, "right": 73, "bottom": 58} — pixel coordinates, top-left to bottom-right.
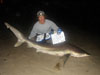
{"left": 28, "top": 37, "right": 35, "bottom": 41}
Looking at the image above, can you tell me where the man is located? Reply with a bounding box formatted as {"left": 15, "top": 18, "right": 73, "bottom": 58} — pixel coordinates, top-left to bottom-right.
{"left": 28, "top": 11, "right": 62, "bottom": 44}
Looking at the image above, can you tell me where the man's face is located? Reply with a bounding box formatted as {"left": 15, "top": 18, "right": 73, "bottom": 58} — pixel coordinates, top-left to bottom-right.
{"left": 38, "top": 16, "right": 45, "bottom": 24}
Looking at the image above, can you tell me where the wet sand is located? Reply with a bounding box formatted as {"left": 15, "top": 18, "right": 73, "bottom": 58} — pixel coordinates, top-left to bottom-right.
{"left": 0, "top": 25, "right": 100, "bottom": 75}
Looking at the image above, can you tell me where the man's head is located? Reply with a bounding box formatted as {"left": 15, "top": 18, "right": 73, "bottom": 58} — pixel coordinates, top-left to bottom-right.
{"left": 37, "top": 11, "right": 45, "bottom": 24}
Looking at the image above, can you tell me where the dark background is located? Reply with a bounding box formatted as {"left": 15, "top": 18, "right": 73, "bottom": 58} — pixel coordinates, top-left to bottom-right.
{"left": 0, "top": 0, "right": 100, "bottom": 36}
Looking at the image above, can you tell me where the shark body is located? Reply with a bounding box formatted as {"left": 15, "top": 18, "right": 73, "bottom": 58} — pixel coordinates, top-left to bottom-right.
{"left": 4, "top": 22, "right": 90, "bottom": 57}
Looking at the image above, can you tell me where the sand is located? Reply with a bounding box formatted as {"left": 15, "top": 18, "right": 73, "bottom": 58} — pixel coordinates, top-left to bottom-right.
{"left": 0, "top": 26, "right": 100, "bottom": 75}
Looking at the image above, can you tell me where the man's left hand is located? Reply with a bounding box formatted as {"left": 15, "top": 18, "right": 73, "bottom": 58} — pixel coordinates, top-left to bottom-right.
{"left": 57, "top": 28, "right": 62, "bottom": 35}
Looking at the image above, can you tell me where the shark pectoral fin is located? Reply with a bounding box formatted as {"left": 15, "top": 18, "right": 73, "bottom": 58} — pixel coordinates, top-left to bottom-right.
{"left": 14, "top": 40, "right": 24, "bottom": 47}
{"left": 63, "top": 54, "right": 70, "bottom": 67}
{"left": 54, "top": 54, "right": 70, "bottom": 70}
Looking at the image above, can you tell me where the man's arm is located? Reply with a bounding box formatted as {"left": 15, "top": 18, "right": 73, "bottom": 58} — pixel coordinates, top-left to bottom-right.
{"left": 28, "top": 24, "right": 37, "bottom": 39}
{"left": 50, "top": 20, "right": 59, "bottom": 32}
{"left": 49, "top": 20, "right": 63, "bottom": 34}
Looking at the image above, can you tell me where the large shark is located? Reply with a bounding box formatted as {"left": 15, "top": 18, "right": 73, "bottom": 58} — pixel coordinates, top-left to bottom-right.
{"left": 4, "top": 22, "right": 90, "bottom": 69}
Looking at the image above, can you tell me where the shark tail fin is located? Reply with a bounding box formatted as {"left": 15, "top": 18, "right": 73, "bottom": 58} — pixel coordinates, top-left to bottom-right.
{"left": 14, "top": 39, "right": 24, "bottom": 47}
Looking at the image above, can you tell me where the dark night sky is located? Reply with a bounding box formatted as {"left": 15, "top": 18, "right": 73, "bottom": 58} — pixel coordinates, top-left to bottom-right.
{"left": 0, "top": 0, "right": 100, "bottom": 35}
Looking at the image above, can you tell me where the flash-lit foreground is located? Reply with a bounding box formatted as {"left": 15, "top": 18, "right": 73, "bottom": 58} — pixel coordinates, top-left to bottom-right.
{"left": 3, "top": 22, "right": 91, "bottom": 70}
{"left": 4, "top": 22, "right": 90, "bottom": 58}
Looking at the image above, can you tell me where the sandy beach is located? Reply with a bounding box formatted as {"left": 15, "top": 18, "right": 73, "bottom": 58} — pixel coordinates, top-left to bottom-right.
{"left": 0, "top": 24, "right": 100, "bottom": 75}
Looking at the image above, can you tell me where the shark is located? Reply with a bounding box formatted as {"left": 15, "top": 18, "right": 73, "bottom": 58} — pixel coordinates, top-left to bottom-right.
{"left": 4, "top": 22, "right": 90, "bottom": 69}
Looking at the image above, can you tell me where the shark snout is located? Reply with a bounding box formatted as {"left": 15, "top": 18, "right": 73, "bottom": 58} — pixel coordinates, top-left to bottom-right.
{"left": 71, "top": 52, "right": 90, "bottom": 57}
{"left": 78, "top": 53, "right": 90, "bottom": 57}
